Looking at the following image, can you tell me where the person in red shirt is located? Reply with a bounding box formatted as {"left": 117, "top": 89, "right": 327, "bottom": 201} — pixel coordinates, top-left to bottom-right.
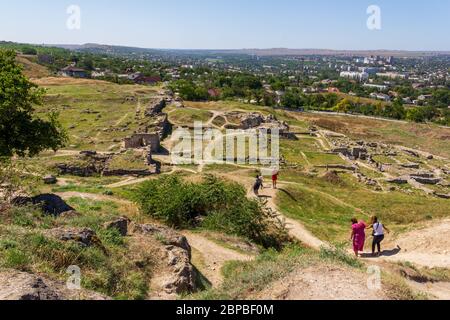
{"left": 272, "top": 170, "right": 279, "bottom": 189}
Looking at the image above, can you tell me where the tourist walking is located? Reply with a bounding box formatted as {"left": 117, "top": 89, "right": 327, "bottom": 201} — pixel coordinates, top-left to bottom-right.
{"left": 272, "top": 169, "right": 279, "bottom": 189}
{"left": 350, "top": 218, "right": 367, "bottom": 257}
{"left": 253, "top": 175, "right": 264, "bottom": 196}
{"left": 367, "top": 216, "right": 390, "bottom": 257}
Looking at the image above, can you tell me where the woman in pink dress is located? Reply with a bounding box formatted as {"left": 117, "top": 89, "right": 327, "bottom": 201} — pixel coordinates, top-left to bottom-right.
{"left": 350, "top": 218, "right": 367, "bottom": 257}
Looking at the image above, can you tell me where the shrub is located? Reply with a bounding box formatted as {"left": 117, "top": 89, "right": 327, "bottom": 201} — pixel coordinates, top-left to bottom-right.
{"left": 134, "top": 175, "right": 289, "bottom": 249}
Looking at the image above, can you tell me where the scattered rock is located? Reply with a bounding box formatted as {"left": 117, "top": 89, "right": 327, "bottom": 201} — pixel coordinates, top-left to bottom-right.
{"left": 49, "top": 228, "right": 97, "bottom": 247}
{"left": 402, "top": 163, "right": 420, "bottom": 169}
{"left": 404, "top": 150, "right": 420, "bottom": 158}
{"left": 134, "top": 224, "right": 191, "bottom": 255}
{"left": 0, "top": 270, "right": 109, "bottom": 300}
{"left": 387, "top": 178, "right": 409, "bottom": 185}
{"left": 104, "top": 217, "right": 130, "bottom": 236}
{"left": 79, "top": 150, "right": 97, "bottom": 157}
{"left": 411, "top": 176, "right": 441, "bottom": 185}
{"left": 43, "top": 175, "right": 57, "bottom": 185}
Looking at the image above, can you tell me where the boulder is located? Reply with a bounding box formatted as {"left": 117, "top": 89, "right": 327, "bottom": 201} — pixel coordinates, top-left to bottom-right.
{"left": 50, "top": 228, "right": 97, "bottom": 247}
{"left": 387, "top": 178, "right": 409, "bottom": 185}
{"left": 43, "top": 175, "right": 57, "bottom": 185}
{"left": 404, "top": 150, "right": 420, "bottom": 158}
{"left": 411, "top": 176, "right": 441, "bottom": 185}
{"left": 133, "top": 224, "right": 197, "bottom": 294}
{"left": 79, "top": 150, "right": 97, "bottom": 157}
{"left": 104, "top": 217, "right": 130, "bottom": 236}
{"left": 133, "top": 224, "right": 191, "bottom": 255}
{"left": 12, "top": 194, "right": 75, "bottom": 216}
{"left": 163, "top": 245, "right": 196, "bottom": 294}
{"left": 402, "top": 163, "right": 420, "bottom": 169}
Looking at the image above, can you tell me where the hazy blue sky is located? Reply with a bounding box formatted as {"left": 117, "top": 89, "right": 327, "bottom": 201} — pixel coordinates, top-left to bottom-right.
{"left": 1, "top": 0, "right": 449, "bottom": 50}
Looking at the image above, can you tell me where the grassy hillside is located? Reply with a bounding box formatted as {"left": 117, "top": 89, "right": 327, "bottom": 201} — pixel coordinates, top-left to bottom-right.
{"left": 33, "top": 77, "right": 161, "bottom": 152}
{"left": 16, "top": 55, "right": 52, "bottom": 79}
{"left": 294, "top": 112, "right": 450, "bottom": 159}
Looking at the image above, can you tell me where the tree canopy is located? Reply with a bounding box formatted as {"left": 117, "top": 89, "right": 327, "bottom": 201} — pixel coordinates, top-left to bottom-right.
{"left": 0, "top": 50, "right": 67, "bottom": 158}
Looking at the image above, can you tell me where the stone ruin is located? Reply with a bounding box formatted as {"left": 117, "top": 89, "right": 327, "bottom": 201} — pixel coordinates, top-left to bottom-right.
{"left": 124, "top": 96, "right": 172, "bottom": 152}
{"left": 56, "top": 150, "right": 157, "bottom": 178}
{"left": 324, "top": 132, "right": 449, "bottom": 198}
{"left": 56, "top": 151, "right": 111, "bottom": 177}
{"left": 124, "top": 133, "right": 161, "bottom": 152}
{"left": 226, "top": 112, "right": 296, "bottom": 139}
{"left": 145, "top": 97, "right": 167, "bottom": 117}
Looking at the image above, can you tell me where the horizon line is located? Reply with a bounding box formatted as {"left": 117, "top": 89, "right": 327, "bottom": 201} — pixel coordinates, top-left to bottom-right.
{"left": 3, "top": 40, "right": 450, "bottom": 53}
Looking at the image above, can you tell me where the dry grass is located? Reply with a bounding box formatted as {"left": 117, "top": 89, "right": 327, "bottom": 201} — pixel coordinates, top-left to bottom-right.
{"left": 293, "top": 112, "right": 450, "bottom": 158}
{"left": 16, "top": 55, "right": 51, "bottom": 79}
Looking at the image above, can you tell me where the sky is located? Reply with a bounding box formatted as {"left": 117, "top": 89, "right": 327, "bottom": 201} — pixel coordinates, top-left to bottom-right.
{"left": 0, "top": 0, "right": 449, "bottom": 50}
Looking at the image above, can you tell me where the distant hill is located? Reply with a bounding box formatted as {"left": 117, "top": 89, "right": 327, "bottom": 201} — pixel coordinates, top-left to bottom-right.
{"left": 46, "top": 43, "right": 450, "bottom": 57}
{"left": 225, "top": 48, "right": 450, "bottom": 57}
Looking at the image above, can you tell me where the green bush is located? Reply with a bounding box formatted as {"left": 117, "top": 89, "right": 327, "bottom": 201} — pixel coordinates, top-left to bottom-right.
{"left": 134, "top": 175, "right": 289, "bottom": 249}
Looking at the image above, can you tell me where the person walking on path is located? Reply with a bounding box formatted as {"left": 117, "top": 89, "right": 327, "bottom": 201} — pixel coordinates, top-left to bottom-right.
{"left": 253, "top": 175, "right": 264, "bottom": 196}
{"left": 350, "top": 218, "right": 367, "bottom": 257}
{"left": 367, "top": 216, "right": 390, "bottom": 257}
{"left": 272, "top": 169, "right": 279, "bottom": 189}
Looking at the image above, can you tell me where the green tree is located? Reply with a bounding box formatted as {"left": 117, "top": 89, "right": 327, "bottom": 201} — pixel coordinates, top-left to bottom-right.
{"left": 21, "top": 47, "right": 38, "bottom": 55}
{"left": 406, "top": 108, "right": 426, "bottom": 123}
{"left": 0, "top": 50, "right": 67, "bottom": 158}
{"left": 334, "top": 98, "right": 352, "bottom": 113}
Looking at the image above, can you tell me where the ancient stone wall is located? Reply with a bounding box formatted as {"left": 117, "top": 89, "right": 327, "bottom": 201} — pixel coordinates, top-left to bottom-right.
{"left": 124, "top": 133, "right": 161, "bottom": 152}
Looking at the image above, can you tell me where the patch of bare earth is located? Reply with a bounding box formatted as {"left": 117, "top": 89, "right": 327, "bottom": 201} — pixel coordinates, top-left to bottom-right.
{"left": 33, "top": 77, "right": 111, "bottom": 86}
{"left": 253, "top": 264, "right": 387, "bottom": 300}
{"left": 384, "top": 220, "right": 450, "bottom": 268}
{"left": 183, "top": 231, "right": 253, "bottom": 288}
{"left": 407, "top": 281, "right": 450, "bottom": 300}
{"left": 0, "top": 270, "right": 109, "bottom": 300}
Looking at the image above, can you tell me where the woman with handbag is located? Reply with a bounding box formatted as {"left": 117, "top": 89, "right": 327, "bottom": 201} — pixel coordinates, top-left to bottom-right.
{"left": 367, "top": 216, "right": 391, "bottom": 257}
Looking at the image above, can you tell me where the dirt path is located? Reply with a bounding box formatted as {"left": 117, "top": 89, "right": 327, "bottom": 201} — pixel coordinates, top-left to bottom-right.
{"left": 183, "top": 231, "right": 253, "bottom": 288}
{"left": 407, "top": 281, "right": 450, "bottom": 300}
{"left": 254, "top": 264, "right": 387, "bottom": 300}
{"left": 381, "top": 220, "right": 450, "bottom": 268}
{"left": 56, "top": 191, "right": 134, "bottom": 206}
{"left": 114, "top": 113, "right": 129, "bottom": 127}
{"left": 105, "top": 177, "right": 154, "bottom": 189}
{"left": 254, "top": 186, "right": 328, "bottom": 250}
